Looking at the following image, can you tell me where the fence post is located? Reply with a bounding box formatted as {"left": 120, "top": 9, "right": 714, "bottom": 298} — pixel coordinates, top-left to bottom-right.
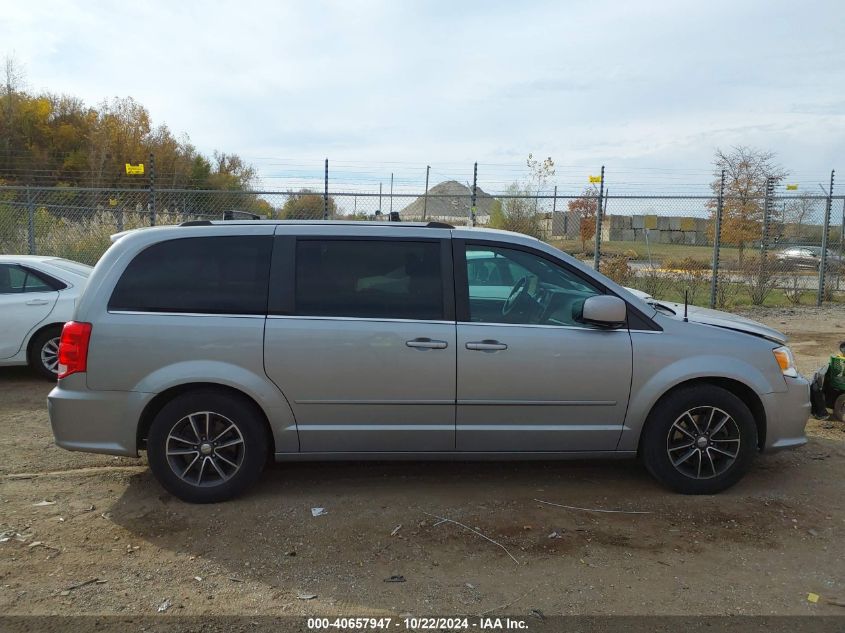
{"left": 149, "top": 152, "right": 156, "bottom": 226}
{"left": 762, "top": 177, "right": 773, "bottom": 266}
{"left": 389, "top": 172, "right": 394, "bottom": 216}
{"left": 470, "top": 162, "right": 478, "bottom": 227}
{"left": 423, "top": 165, "right": 430, "bottom": 221}
{"left": 817, "top": 169, "right": 835, "bottom": 306}
{"left": 592, "top": 165, "right": 605, "bottom": 272}
{"left": 323, "top": 158, "right": 329, "bottom": 220}
{"left": 709, "top": 170, "right": 725, "bottom": 308}
{"left": 26, "top": 185, "right": 35, "bottom": 255}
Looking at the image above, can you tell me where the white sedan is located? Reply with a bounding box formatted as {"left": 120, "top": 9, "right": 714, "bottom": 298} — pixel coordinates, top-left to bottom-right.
{"left": 0, "top": 256, "right": 92, "bottom": 379}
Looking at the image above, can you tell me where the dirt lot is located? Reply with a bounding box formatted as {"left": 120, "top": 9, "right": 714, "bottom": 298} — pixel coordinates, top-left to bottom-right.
{"left": 1, "top": 306, "right": 844, "bottom": 618}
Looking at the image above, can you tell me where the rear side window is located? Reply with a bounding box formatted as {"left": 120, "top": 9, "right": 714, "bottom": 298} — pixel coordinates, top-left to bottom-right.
{"left": 109, "top": 236, "right": 272, "bottom": 314}
{"left": 295, "top": 239, "right": 443, "bottom": 320}
{"left": 0, "top": 264, "right": 59, "bottom": 294}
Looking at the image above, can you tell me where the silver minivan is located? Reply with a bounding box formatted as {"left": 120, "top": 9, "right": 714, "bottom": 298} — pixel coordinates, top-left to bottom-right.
{"left": 48, "top": 221, "right": 810, "bottom": 502}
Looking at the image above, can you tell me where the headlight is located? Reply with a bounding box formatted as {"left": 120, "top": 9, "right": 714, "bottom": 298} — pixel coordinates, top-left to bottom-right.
{"left": 773, "top": 346, "right": 798, "bottom": 378}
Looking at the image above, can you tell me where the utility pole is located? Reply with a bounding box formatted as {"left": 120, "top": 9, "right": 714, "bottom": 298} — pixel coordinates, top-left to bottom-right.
{"left": 323, "top": 158, "right": 329, "bottom": 220}
{"left": 470, "top": 162, "right": 478, "bottom": 227}
{"left": 423, "top": 165, "right": 430, "bottom": 221}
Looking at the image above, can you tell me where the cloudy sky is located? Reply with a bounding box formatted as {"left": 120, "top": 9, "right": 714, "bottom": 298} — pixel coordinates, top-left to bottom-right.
{"left": 2, "top": 0, "right": 844, "bottom": 193}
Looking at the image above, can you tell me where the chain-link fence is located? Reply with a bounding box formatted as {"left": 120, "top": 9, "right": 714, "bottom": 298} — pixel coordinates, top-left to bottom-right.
{"left": 1, "top": 184, "right": 842, "bottom": 308}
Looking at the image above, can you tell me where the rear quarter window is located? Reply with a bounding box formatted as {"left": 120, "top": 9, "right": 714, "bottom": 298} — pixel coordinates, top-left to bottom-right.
{"left": 108, "top": 236, "right": 272, "bottom": 314}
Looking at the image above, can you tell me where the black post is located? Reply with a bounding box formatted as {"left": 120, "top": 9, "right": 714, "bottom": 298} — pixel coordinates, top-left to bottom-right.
{"left": 423, "top": 165, "right": 430, "bottom": 221}
{"left": 323, "top": 158, "right": 329, "bottom": 220}
{"left": 26, "top": 185, "right": 35, "bottom": 255}
{"left": 470, "top": 161, "right": 478, "bottom": 227}
{"left": 761, "top": 176, "right": 774, "bottom": 266}
{"left": 709, "top": 170, "right": 726, "bottom": 308}
{"left": 817, "top": 169, "right": 835, "bottom": 305}
{"left": 149, "top": 152, "right": 156, "bottom": 226}
{"left": 592, "top": 166, "right": 605, "bottom": 271}
{"left": 389, "top": 172, "right": 394, "bottom": 215}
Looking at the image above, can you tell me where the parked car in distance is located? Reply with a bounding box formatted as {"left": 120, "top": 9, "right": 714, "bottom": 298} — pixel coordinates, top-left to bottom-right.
{"left": 774, "top": 246, "right": 844, "bottom": 271}
{"left": 0, "top": 256, "right": 92, "bottom": 379}
{"left": 48, "top": 222, "right": 810, "bottom": 502}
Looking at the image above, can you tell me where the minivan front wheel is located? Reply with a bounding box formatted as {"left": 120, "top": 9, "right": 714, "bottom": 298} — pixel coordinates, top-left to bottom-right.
{"left": 147, "top": 390, "right": 268, "bottom": 503}
{"left": 641, "top": 385, "right": 757, "bottom": 494}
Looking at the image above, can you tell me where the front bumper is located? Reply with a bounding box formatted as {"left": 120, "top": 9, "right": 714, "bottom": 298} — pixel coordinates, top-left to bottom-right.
{"left": 47, "top": 375, "right": 149, "bottom": 457}
{"left": 760, "top": 375, "right": 811, "bottom": 452}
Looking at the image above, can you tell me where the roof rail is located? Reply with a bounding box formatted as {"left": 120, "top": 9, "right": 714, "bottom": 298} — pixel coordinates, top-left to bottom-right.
{"left": 177, "top": 219, "right": 455, "bottom": 229}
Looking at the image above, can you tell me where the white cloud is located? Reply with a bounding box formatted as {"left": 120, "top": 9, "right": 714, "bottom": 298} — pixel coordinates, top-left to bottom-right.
{"left": 1, "top": 0, "right": 843, "bottom": 191}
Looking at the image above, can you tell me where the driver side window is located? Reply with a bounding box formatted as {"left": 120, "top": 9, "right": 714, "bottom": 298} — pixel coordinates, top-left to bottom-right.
{"left": 465, "top": 244, "right": 602, "bottom": 327}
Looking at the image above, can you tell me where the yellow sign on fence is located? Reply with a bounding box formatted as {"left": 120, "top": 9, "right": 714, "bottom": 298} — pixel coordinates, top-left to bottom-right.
{"left": 125, "top": 163, "right": 145, "bottom": 175}
{"left": 589, "top": 175, "right": 602, "bottom": 183}
{"left": 786, "top": 184, "right": 798, "bottom": 191}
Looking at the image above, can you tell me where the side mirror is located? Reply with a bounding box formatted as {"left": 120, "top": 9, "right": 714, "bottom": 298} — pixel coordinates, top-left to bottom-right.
{"left": 580, "top": 295, "right": 627, "bottom": 329}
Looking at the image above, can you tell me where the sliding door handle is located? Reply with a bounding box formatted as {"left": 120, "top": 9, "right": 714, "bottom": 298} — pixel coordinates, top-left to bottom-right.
{"left": 466, "top": 340, "right": 508, "bottom": 351}
{"left": 406, "top": 338, "right": 448, "bottom": 349}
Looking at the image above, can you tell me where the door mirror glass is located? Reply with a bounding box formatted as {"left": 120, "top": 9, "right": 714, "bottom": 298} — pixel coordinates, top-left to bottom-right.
{"left": 578, "top": 295, "right": 626, "bottom": 328}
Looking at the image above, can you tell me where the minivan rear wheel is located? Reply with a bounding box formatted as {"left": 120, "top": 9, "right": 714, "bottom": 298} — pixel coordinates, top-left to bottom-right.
{"left": 641, "top": 385, "right": 757, "bottom": 494}
{"left": 147, "top": 390, "right": 268, "bottom": 503}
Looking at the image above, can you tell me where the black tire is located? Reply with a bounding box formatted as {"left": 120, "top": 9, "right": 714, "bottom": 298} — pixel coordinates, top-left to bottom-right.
{"left": 146, "top": 390, "right": 269, "bottom": 503}
{"left": 833, "top": 394, "right": 845, "bottom": 423}
{"left": 640, "top": 385, "right": 758, "bottom": 494}
{"left": 28, "top": 326, "right": 62, "bottom": 381}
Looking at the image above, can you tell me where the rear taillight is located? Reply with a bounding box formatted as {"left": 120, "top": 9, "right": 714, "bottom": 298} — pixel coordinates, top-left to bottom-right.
{"left": 58, "top": 321, "right": 92, "bottom": 379}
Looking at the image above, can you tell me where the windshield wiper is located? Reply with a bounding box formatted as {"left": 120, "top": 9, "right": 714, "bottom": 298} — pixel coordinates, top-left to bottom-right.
{"left": 647, "top": 301, "right": 676, "bottom": 315}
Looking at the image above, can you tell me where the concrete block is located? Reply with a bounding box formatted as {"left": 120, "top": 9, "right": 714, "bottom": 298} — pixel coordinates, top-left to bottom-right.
{"left": 644, "top": 215, "right": 658, "bottom": 230}
{"left": 657, "top": 216, "right": 671, "bottom": 230}
{"left": 668, "top": 217, "right": 682, "bottom": 231}
{"left": 622, "top": 229, "right": 636, "bottom": 242}
{"left": 669, "top": 230, "right": 685, "bottom": 244}
{"left": 632, "top": 215, "right": 645, "bottom": 229}
{"left": 680, "top": 217, "right": 695, "bottom": 231}
{"left": 684, "top": 231, "right": 698, "bottom": 245}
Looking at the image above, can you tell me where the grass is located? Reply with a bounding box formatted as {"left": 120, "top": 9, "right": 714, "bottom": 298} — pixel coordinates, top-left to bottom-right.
{"left": 547, "top": 238, "right": 787, "bottom": 267}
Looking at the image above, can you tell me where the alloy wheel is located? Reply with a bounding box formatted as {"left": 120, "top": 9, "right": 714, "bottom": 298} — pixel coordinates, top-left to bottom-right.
{"left": 165, "top": 411, "right": 245, "bottom": 487}
{"left": 666, "top": 406, "right": 741, "bottom": 480}
{"left": 40, "top": 337, "right": 61, "bottom": 375}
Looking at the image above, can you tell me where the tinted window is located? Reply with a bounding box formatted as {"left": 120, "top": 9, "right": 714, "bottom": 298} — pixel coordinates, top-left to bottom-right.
{"left": 0, "top": 264, "right": 56, "bottom": 294}
{"left": 465, "top": 244, "right": 601, "bottom": 327}
{"left": 109, "top": 236, "right": 272, "bottom": 314}
{"left": 295, "top": 240, "right": 443, "bottom": 320}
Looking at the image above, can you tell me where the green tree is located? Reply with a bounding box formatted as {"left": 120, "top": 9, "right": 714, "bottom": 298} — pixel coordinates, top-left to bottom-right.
{"left": 280, "top": 189, "right": 337, "bottom": 219}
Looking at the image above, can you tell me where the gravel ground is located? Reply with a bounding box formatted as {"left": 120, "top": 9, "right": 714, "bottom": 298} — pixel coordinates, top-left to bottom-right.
{"left": 1, "top": 306, "right": 844, "bottom": 618}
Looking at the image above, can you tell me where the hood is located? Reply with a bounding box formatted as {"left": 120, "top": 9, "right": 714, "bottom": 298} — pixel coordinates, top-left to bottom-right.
{"left": 651, "top": 301, "right": 787, "bottom": 344}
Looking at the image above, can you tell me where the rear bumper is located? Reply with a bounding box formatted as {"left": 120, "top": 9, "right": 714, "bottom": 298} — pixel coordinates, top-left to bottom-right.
{"left": 47, "top": 376, "right": 149, "bottom": 457}
{"left": 760, "top": 376, "right": 811, "bottom": 452}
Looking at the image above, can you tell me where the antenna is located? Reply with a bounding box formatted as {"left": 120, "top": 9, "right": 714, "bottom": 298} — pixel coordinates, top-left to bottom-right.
{"left": 683, "top": 289, "right": 689, "bottom": 322}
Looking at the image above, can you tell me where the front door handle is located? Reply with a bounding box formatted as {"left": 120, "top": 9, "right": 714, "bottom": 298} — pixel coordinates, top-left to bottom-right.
{"left": 466, "top": 340, "right": 508, "bottom": 351}
{"left": 25, "top": 299, "right": 50, "bottom": 306}
{"left": 406, "top": 338, "right": 448, "bottom": 350}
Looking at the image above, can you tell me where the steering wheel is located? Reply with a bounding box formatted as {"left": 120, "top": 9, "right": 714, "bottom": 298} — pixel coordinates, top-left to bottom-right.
{"left": 502, "top": 276, "right": 529, "bottom": 317}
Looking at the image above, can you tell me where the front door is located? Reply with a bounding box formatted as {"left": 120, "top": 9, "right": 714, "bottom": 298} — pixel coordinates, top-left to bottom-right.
{"left": 264, "top": 232, "right": 456, "bottom": 453}
{"left": 456, "top": 243, "right": 632, "bottom": 452}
